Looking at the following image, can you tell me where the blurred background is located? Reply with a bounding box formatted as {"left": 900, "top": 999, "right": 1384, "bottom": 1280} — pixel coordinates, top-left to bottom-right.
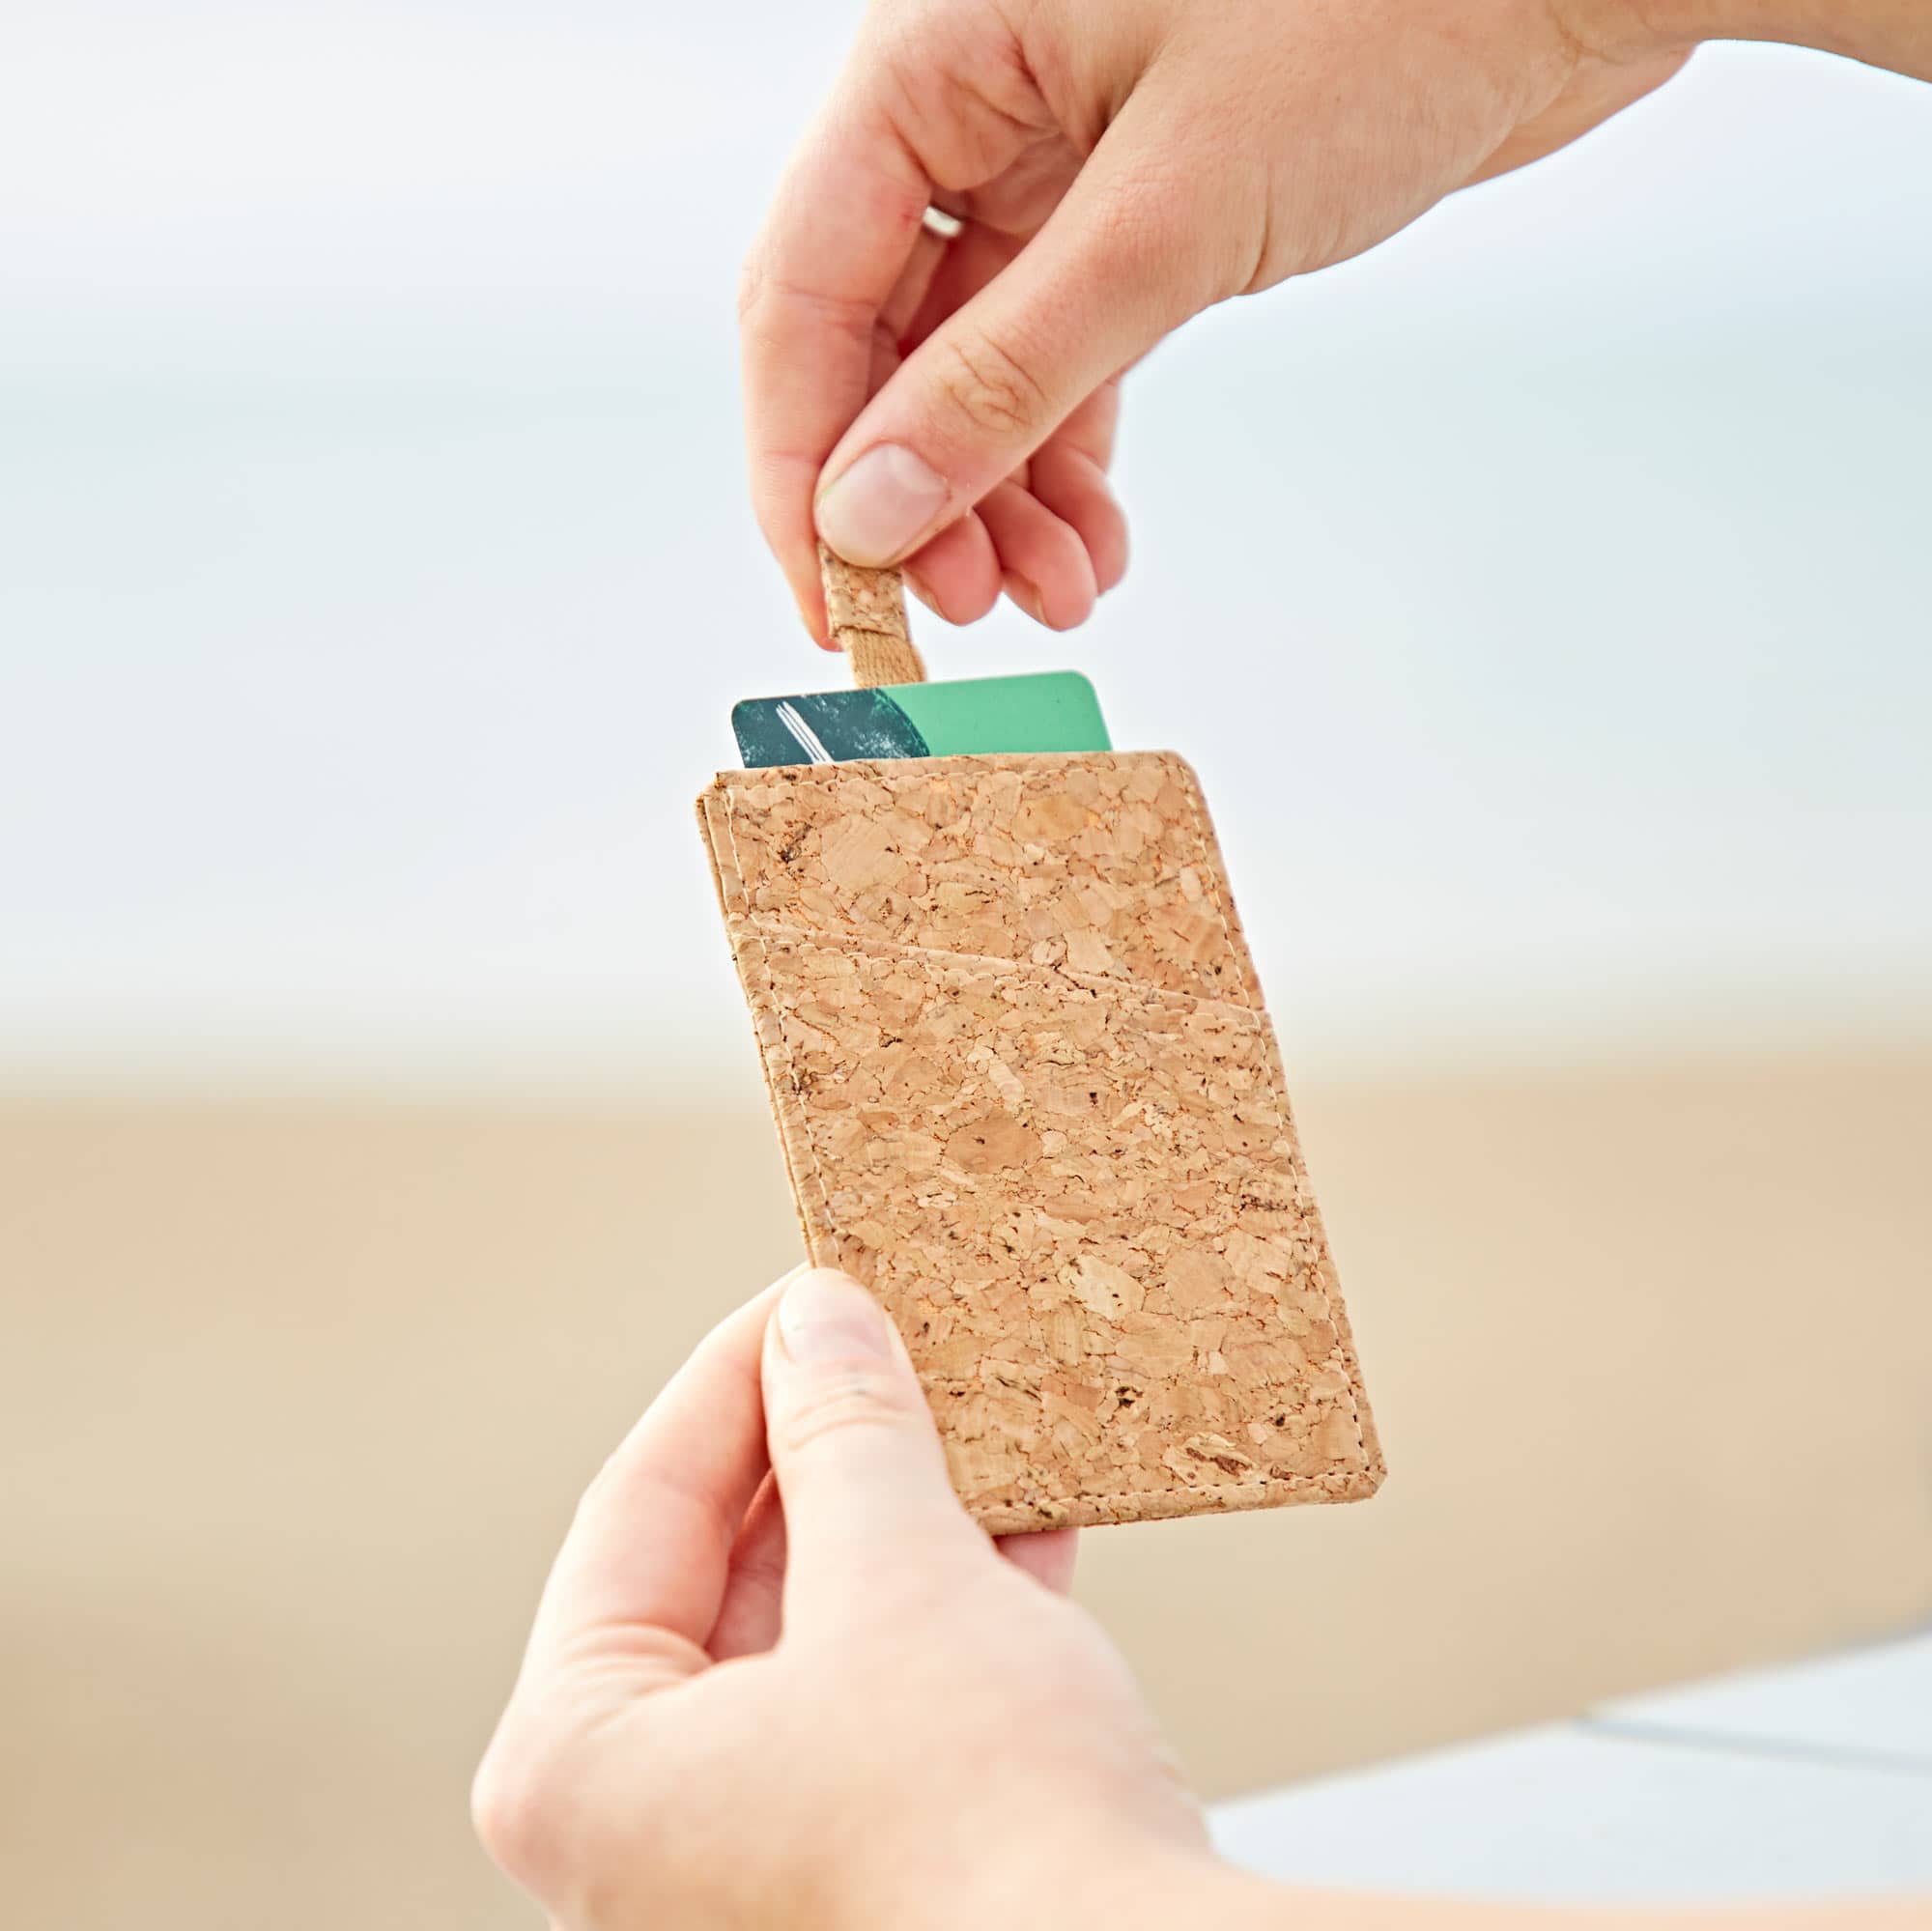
{"left": 2, "top": 3, "right": 1928, "bottom": 1924}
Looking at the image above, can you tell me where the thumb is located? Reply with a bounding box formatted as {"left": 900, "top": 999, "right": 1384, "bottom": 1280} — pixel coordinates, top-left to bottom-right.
{"left": 812, "top": 102, "right": 1225, "bottom": 569}
{"left": 761, "top": 1267, "right": 980, "bottom": 1614}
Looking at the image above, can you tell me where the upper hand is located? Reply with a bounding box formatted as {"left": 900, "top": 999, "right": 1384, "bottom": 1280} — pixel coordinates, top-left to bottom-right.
{"left": 739, "top": 0, "right": 1693, "bottom": 643}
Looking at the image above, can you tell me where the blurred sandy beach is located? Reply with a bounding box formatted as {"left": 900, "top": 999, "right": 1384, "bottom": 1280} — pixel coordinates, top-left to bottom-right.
{"left": 5, "top": 1050, "right": 1928, "bottom": 1925}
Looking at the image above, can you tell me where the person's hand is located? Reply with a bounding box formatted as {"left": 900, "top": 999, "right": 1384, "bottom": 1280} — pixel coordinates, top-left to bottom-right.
{"left": 472, "top": 1266, "right": 1237, "bottom": 1930}
{"left": 739, "top": 0, "right": 1696, "bottom": 641}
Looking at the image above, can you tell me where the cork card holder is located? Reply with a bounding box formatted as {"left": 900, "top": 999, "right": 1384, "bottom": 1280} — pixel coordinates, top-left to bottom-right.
{"left": 697, "top": 554, "right": 1382, "bottom": 1535}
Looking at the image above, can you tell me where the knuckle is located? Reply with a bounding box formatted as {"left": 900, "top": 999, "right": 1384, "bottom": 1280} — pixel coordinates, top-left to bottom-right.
{"left": 737, "top": 258, "right": 882, "bottom": 356}
{"left": 569, "top": 1444, "right": 626, "bottom": 1533}
{"left": 775, "top": 1366, "right": 923, "bottom": 1457}
{"left": 470, "top": 1729, "right": 566, "bottom": 1888}
{"left": 928, "top": 327, "right": 1052, "bottom": 442}
{"left": 734, "top": 246, "right": 767, "bottom": 327}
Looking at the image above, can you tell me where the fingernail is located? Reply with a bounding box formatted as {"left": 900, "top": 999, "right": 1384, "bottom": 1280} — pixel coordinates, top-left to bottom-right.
{"left": 1003, "top": 571, "right": 1045, "bottom": 625}
{"left": 777, "top": 1268, "right": 893, "bottom": 1364}
{"left": 815, "top": 444, "right": 948, "bottom": 567}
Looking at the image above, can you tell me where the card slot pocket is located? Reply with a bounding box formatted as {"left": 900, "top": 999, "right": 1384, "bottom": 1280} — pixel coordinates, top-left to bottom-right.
{"left": 707, "top": 751, "right": 1253, "bottom": 1008}
{"left": 732, "top": 931, "right": 1374, "bottom": 1534}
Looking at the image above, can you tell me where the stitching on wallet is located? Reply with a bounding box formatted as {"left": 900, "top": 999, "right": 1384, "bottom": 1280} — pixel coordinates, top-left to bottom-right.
{"left": 1169, "top": 755, "right": 1371, "bottom": 1473}
{"left": 726, "top": 925, "right": 1270, "bottom": 1026}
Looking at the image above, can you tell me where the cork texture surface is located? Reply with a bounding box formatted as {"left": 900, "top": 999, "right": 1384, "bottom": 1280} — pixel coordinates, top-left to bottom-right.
{"left": 698, "top": 751, "right": 1382, "bottom": 1532}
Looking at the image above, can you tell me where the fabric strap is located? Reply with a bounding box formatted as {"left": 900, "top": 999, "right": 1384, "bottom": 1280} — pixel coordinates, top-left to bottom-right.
{"left": 819, "top": 542, "right": 926, "bottom": 688}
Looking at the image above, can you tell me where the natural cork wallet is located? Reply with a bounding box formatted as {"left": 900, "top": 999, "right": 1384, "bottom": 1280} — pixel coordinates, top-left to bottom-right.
{"left": 697, "top": 553, "right": 1382, "bottom": 1534}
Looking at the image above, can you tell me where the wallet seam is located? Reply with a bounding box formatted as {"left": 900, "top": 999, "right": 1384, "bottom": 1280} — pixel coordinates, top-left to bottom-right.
{"left": 1167, "top": 761, "right": 1373, "bottom": 1475}
{"left": 723, "top": 915, "right": 1236, "bottom": 1000}
{"left": 715, "top": 781, "right": 847, "bottom": 1274}
{"left": 972, "top": 1468, "right": 1375, "bottom": 1533}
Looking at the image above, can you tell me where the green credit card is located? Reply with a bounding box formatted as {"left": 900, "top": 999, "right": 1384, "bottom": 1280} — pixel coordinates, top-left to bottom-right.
{"left": 733, "top": 671, "right": 1109, "bottom": 768}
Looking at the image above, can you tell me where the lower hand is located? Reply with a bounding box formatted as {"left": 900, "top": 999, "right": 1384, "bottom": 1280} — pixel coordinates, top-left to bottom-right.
{"left": 472, "top": 1266, "right": 1224, "bottom": 1929}
{"left": 473, "top": 1266, "right": 1932, "bottom": 1929}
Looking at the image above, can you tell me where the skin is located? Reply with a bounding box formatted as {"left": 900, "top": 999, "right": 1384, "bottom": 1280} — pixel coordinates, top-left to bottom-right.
{"left": 736, "top": 0, "right": 1931, "bottom": 642}
{"left": 475, "top": 1268, "right": 1930, "bottom": 1928}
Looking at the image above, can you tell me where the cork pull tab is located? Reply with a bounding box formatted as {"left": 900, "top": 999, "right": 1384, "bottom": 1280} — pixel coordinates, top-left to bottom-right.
{"left": 819, "top": 542, "right": 926, "bottom": 688}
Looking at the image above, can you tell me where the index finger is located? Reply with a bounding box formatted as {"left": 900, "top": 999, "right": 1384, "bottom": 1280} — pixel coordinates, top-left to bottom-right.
{"left": 738, "top": 75, "right": 931, "bottom": 639}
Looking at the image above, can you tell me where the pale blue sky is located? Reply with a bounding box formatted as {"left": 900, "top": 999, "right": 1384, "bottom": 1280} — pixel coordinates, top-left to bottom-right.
{"left": 2, "top": 8, "right": 1927, "bottom": 1091}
